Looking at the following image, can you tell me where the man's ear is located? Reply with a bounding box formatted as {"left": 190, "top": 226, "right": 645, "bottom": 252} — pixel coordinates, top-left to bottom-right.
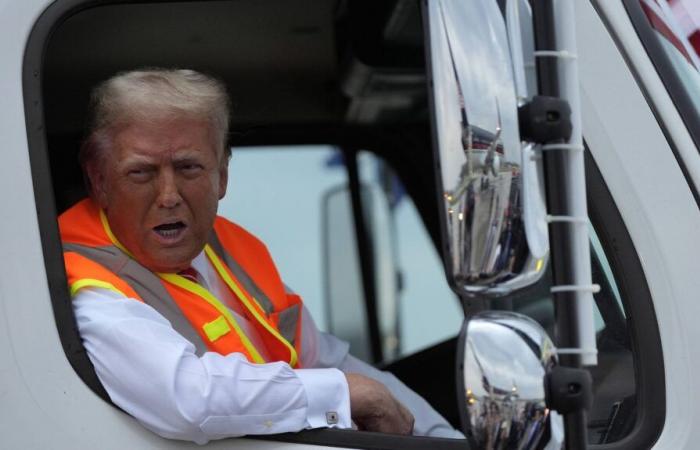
{"left": 85, "top": 160, "right": 108, "bottom": 208}
{"left": 218, "top": 156, "right": 229, "bottom": 200}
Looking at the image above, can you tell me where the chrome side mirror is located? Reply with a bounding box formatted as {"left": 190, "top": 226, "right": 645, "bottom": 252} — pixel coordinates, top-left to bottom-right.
{"left": 457, "top": 311, "right": 563, "bottom": 449}
{"left": 426, "top": 0, "right": 549, "bottom": 297}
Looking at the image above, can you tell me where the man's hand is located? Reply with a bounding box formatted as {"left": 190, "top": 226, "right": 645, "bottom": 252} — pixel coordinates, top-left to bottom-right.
{"left": 345, "top": 373, "right": 415, "bottom": 435}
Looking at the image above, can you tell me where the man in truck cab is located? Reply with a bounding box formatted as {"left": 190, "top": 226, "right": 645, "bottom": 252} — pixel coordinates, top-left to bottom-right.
{"left": 58, "top": 68, "right": 459, "bottom": 443}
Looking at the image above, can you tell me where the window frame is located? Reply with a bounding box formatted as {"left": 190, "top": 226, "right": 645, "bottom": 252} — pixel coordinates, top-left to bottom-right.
{"left": 584, "top": 149, "right": 665, "bottom": 449}
{"left": 23, "top": 0, "right": 112, "bottom": 402}
{"left": 344, "top": 147, "right": 385, "bottom": 364}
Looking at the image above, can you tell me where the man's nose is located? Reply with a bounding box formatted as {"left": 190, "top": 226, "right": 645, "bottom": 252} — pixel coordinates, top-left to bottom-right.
{"left": 156, "top": 170, "right": 182, "bottom": 208}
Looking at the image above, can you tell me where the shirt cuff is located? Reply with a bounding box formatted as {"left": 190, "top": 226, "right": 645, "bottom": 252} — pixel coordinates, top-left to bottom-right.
{"left": 296, "top": 368, "right": 352, "bottom": 430}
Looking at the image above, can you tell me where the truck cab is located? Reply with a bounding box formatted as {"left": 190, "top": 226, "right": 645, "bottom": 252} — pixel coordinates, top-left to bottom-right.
{"left": 2, "top": 0, "right": 699, "bottom": 448}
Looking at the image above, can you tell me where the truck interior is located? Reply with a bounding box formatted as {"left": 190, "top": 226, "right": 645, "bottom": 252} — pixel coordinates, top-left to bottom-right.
{"left": 26, "top": 0, "right": 662, "bottom": 448}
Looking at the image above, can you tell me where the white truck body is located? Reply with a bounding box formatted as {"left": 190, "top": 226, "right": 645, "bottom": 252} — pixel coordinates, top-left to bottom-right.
{"left": 1, "top": 0, "right": 699, "bottom": 448}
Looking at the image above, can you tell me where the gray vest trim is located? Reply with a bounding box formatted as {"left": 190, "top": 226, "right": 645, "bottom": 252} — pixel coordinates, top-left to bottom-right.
{"left": 208, "top": 232, "right": 275, "bottom": 315}
{"left": 277, "top": 303, "right": 300, "bottom": 346}
{"left": 63, "top": 242, "right": 208, "bottom": 356}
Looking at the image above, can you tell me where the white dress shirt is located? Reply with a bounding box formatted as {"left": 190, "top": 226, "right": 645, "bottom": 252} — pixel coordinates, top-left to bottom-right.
{"left": 73, "top": 251, "right": 461, "bottom": 444}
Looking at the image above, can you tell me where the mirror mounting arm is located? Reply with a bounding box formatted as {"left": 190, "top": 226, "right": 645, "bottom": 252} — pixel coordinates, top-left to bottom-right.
{"left": 518, "top": 95, "right": 573, "bottom": 144}
{"left": 545, "top": 365, "right": 593, "bottom": 415}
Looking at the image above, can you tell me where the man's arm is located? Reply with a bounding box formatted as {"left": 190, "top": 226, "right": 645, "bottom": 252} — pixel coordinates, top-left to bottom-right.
{"left": 74, "top": 288, "right": 353, "bottom": 444}
{"left": 298, "top": 306, "right": 464, "bottom": 439}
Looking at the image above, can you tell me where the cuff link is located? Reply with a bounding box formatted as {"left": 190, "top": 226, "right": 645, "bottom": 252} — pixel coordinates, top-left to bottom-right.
{"left": 326, "top": 411, "right": 339, "bottom": 425}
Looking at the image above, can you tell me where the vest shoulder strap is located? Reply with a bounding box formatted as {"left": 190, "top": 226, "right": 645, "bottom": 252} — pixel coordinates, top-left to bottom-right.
{"left": 59, "top": 198, "right": 113, "bottom": 247}
{"left": 64, "top": 251, "right": 143, "bottom": 300}
{"left": 64, "top": 242, "right": 210, "bottom": 356}
{"left": 212, "top": 217, "right": 288, "bottom": 310}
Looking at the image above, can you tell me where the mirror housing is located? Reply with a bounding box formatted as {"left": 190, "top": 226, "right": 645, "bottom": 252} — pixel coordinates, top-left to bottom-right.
{"left": 426, "top": 0, "right": 549, "bottom": 297}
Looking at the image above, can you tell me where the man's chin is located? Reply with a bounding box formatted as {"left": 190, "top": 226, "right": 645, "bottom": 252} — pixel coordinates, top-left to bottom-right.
{"left": 136, "top": 248, "right": 200, "bottom": 274}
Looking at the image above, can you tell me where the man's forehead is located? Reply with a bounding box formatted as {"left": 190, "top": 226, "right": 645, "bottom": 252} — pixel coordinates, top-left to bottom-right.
{"left": 116, "top": 146, "right": 210, "bottom": 163}
{"left": 112, "top": 120, "right": 217, "bottom": 158}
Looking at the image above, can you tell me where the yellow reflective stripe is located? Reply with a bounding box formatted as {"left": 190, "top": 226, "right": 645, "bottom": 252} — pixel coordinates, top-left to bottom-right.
{"left": 70, "top": 278, "right": 127, "bottom": 298}
{"left": 99, "top": 209, "right": 134, "bottom": 258}
{"left": 202, "top": 315, "right": 231, "bottom": 342}
{"left": 204, "top": 245, "right": 299, "bottom": 367}
{"left": 159, "top": 272, "right": 265, "bottom": 364}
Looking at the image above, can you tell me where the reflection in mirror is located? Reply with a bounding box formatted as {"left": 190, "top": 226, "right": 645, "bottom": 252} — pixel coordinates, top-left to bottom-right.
{"left": 427, "top": 0, "right": 548, "bottom": 297}
{"left": 458, "top": 311, "right": 562, "bottom": 449}
{"left": 505, "top": 0, "right": 537, "bottom": 101}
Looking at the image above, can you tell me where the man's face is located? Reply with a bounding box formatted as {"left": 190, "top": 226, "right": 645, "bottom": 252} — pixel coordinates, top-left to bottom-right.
{"left": 88, "top": 118, "right": 228, "bottom": 273}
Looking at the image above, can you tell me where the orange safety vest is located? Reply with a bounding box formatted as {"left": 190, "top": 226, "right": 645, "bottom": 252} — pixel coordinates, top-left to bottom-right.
{"left": 59, "top": 198, "right": 303, "bottom": 367}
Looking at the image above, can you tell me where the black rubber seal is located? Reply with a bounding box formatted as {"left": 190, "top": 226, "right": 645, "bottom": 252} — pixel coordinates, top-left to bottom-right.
{"left": 584, "top": 149, "right": 665, "bottom": 450}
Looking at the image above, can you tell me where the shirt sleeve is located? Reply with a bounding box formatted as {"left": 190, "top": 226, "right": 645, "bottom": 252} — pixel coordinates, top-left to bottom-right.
{"left": 73, "top": 288, "right": 352, "bottom": 445}
{"left": 298, "top": 304, "right": 464, "bottom": 440}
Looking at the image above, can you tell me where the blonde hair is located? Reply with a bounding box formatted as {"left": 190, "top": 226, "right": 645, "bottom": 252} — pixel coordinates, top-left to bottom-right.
{"left": 81, "top": 68, "right": 231, "bottom": 171}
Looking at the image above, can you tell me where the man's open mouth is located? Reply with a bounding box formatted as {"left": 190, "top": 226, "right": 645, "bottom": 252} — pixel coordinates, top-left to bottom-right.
{"left": 153, "top": 221, "right": 187, "bottom": 239}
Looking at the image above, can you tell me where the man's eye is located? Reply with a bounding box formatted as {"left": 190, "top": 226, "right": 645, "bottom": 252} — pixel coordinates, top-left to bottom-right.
{"left": 128, "top": 169, "right": 152, "bottom": 181}
{"left": 180, "top": 164, "right": 203, "bottom": 174}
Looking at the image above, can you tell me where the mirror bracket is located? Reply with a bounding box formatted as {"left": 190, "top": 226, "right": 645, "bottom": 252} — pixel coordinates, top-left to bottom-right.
{"left": 545, "top": 365, "right": 593, "bottom": 414}
{"left": 518, "top": 95, "right": 573, "bottom": 143}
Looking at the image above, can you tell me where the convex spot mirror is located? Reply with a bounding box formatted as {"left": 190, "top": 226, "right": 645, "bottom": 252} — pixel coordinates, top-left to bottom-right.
{"left": 457, "top": 311, "right": 563, "bottom": 449}
{"left": 426, "top": 0, "right": 549, "bottom": 297}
